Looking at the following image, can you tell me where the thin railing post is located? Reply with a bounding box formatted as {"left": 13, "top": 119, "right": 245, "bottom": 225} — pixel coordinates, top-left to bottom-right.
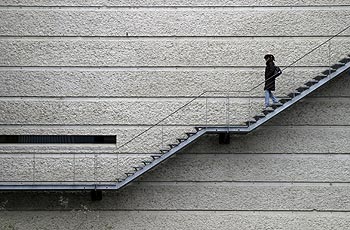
{"left": 73, "top": 152, "right": 76, "bottom": 183}
{"left": 226, "top": 92, "right": 229, "bottom": 129}
{"left": 249, "top": 92, "right": 252, "bottom": 125}
{"left": 32, "top": 153, "right": 36, "bottom": 184}
{"left": 161, "top": 123, "right": 164, "bottom": 149}
{"left": 205, "top": 95, "right": 208, "bottom": 129}
{"left": 116, "top": 135, "right": 119, "bottom": 183}
{"left": 94, "top": 153, "right": 97, "bottom": 186}
{"left": 328, "top": 40, "right": 331, "bottom": 76}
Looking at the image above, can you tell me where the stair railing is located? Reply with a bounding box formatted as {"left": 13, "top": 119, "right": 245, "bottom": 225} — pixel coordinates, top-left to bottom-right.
{"left": 110, "top": 24, "right": 350, "bottom": 182}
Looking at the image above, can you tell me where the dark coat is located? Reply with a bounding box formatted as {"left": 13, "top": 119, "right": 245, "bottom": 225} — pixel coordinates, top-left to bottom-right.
{"left": 264, "top": 60, "right": 276, "bottom": 91}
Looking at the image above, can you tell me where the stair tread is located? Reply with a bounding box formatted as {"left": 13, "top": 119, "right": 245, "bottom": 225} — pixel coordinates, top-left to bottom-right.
{"left": 339, "top": 58, "right": 350, "bottom": 63}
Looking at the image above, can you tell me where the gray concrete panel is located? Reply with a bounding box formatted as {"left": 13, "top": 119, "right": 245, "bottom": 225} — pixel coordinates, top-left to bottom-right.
{"left": 1, "top": 0, "right": 350, "bottom": 6}
{"left": 5, "top": 211, "right": 350, "bottom": 230}
{"left": 143, "top": 154, "right": 350, "bottom": 182}
{"left": 1, "top": 183, "right": 350, "bottom": 210}
{"left": 0, "top": 98, "right": 253, "bottom": 125}
{"left": 0, "top": 126, "right": 349, "bottom": 154}
{"left": 0, "top": 68, "right": 329, "bottom": 97}
{"left": 1, "top": 38, "right": 349, "bottom": 66}
{"left": 1, "top": 9, "right": 349, "bottom": 36}
{"left": 185, "top": 127, "right": 350, "bottom": 154}
{"left": 268, "top": 97, "right": 350, "bottom": 126}
{"left": 1, "top": 211, "right": 350, "bottom": 230}
{"left": 3, "top": 153, "right": 350, "bottom": 183}
{"left": 0, "top": 97, "right": 349, "bottom": 125}
{"left": 0, "top": 154, "right": 153, "bottom": 182}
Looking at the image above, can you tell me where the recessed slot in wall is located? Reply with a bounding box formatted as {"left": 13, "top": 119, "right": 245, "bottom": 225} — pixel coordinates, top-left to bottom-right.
{"left": 0, "top": 135, "right": 116, "bottom": 144}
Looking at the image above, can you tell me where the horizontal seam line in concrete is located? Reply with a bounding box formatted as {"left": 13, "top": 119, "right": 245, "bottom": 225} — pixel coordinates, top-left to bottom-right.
{"left": 1, "top": 210, "right": 349, "bottom": 214}
{"left": 0, "top": 96, "right": 346, "bottom": 100}
{"left": 2, "top": 124, "right": 350, "bottom": 127}
{"left": 0, "top": 181, "right": 348, "bottom": 185}
{"left": 1, "top": 36, "right": 349, "bottom": 41}
{"left": 1, "top": 153, "right": 350, "bottom": 155}
{"left": 0, "top": 65, "right": 329, "bottom": 69}
{"left": 137, "top": 181, "right": 350, "bottom": 185}
{"left": 1, "top": 124, "right": 350, "bottom": 127}
{"left": 1, "top": 36, "right": 349, "bottom": 40}
{"left": 2, "top": 209, "right": 350, "bottom": 213}
{"left": 0, "top": 5, "right": 349, "bottom": 10}
{"left": 0, "top": 153, "right": 349, "bottom": 156}
{"left": 129, "top": 181, "right": 350, "bottom": 186}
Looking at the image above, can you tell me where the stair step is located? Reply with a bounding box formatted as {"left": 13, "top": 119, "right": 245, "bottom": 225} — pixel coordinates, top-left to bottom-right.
{"left": 253, "top": 115, "right": 265, "bottom": 121}
{"left": 168, "top": 144, "right": 178, "bottom": 148}
{"left": 133, "top": 166, "right": 143, "bottom": 171}
{"left": 287, "top": 92, "right": 301, "bottom": 98}
{"left": 125, "top": 172, "right": 134, "bottom": 176}
{"left": 331, "top": 63, "right": 345, "bottom": 69}
{"left": 321, "top": 69, "right": 336, "bottom": 75}
{"left": 280, "top": 98, "right": 292, "bottom": 104}
{"left": 245, "top": 120, "right": 256, "bottom": 126}
{"left": 313, "top": 75, "right": 327, "bottom": 81}
{"left": 160, "top": 149, "right": 169, "bottom": 154}
{"left": 296, "top": 86, "right": 310, "bottom": 92}
{"left": 262, "top": 108, "right": 274, "bottom": 115}
{"left": 339, "top": 58, "right": 350, "bottom": 63}
{"left": 142, "top": 160, "right": 152, "bottom": 165}
{"left": 151, "top": 155, "right": 161, "bottom": 160}
{"left": 271, "top": 103, "right": 283, "bottom": 109}
{"left": 305, "top": 80, "right": 318, "bottom": 87}
{"left": 177, "top": 138, "right": 187, "bottom": 143}
{"left": 186, "top": 132, "right": 196, "bottom": 137}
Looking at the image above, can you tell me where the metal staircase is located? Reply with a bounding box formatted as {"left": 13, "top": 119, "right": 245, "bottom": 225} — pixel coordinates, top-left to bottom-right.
{"left": 106, "top": 55, "right": 350, "bottom": 191}
{"left": 1, "top": 26, "right": 350, "bottom": 192}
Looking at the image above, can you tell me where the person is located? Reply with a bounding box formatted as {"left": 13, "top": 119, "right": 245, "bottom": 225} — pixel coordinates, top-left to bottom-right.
{"left": 264, "top": 54, "right": 281, "bottom": 108}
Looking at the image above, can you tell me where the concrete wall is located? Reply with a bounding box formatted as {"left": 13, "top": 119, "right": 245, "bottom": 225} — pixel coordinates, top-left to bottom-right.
{"left": 0, "top": 1, "right": 350, "bottom": 229}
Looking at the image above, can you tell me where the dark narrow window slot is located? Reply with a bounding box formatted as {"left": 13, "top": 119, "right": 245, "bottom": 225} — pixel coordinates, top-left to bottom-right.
{"left": 0, "top": 135, "right": 116, "bottom": 144}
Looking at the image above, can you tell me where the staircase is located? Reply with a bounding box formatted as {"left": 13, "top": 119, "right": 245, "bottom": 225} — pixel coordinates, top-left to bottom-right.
{"left": 1, "top": 54, "right": 349, "bottom": 191}
{"left": 110, "top": 55, "right": 350, "bottom": 191}
{"left": 1, "top": 25, "right": 350, "bottom": 191}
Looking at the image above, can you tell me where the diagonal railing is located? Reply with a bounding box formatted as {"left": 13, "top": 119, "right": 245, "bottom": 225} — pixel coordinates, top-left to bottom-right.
{"left": 112, "top": 24, "right": 350, "bottom": 182}
{"left": 115, "top": 24, "right": 350, "bottom": 148}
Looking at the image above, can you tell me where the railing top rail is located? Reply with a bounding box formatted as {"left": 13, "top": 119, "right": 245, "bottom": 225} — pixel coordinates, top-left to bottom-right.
{"left": 116, "top": 25, "right": 350, "bottom": 151}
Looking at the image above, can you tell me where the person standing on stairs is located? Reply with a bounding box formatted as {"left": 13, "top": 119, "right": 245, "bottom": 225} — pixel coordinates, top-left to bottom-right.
{"left": 264, "top": 54, "right": 281, "bottom": 109}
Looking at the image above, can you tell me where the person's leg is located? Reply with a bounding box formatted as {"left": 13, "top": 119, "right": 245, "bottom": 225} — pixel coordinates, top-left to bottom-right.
{"left": 264, "top": 90, "right": 270, "bottom": 107}
{"left": 269, "top": 91, "right": 279, "bottom": 103}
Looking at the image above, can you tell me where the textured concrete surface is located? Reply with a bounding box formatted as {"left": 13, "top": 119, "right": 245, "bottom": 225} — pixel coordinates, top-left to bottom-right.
{"left": 0, "top": 97, "right": 349, "bottom": 125}
{"left": 1, "top": 39, "right": 349, "bottom": 66}
{"left": 3, "top": 153, "right": 350, "bottom": 183}
{"left": 1, "top": 9, "right": 349, "bottom": 36}
{"left": 1, "top": 2, "right": 350, "bottom": 229}
{"left": 0, "top": 98, "right": 257, "bottom": 125}
{"left": 0, "top": 154, "right": 153, "bottom": 181}
{"left": 185, "top": 126, "right": 350, "bottom": 154}
{"left": 142, "top": 154, "right": 350, "bottom": 182}
{"left": 0, "top": 68, "right": 327, "bottom": 97}
{"left": 1, "top": 0, "right": 350, "bottom": 6}
{"left": 0, "top": 183, "right": 350, "bottom": 210}
{"left": 1, "top": 211, "right": 350, "bottom": 230}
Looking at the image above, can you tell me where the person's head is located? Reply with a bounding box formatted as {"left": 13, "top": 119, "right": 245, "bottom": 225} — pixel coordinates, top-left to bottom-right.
{"left": 264, "top": 54, "right": 275, "bottom": 62}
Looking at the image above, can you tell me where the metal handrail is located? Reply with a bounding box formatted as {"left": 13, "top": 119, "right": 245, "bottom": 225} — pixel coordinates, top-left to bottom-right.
{"left": 116, "top": 25, "right": 350, "bottom": 151}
